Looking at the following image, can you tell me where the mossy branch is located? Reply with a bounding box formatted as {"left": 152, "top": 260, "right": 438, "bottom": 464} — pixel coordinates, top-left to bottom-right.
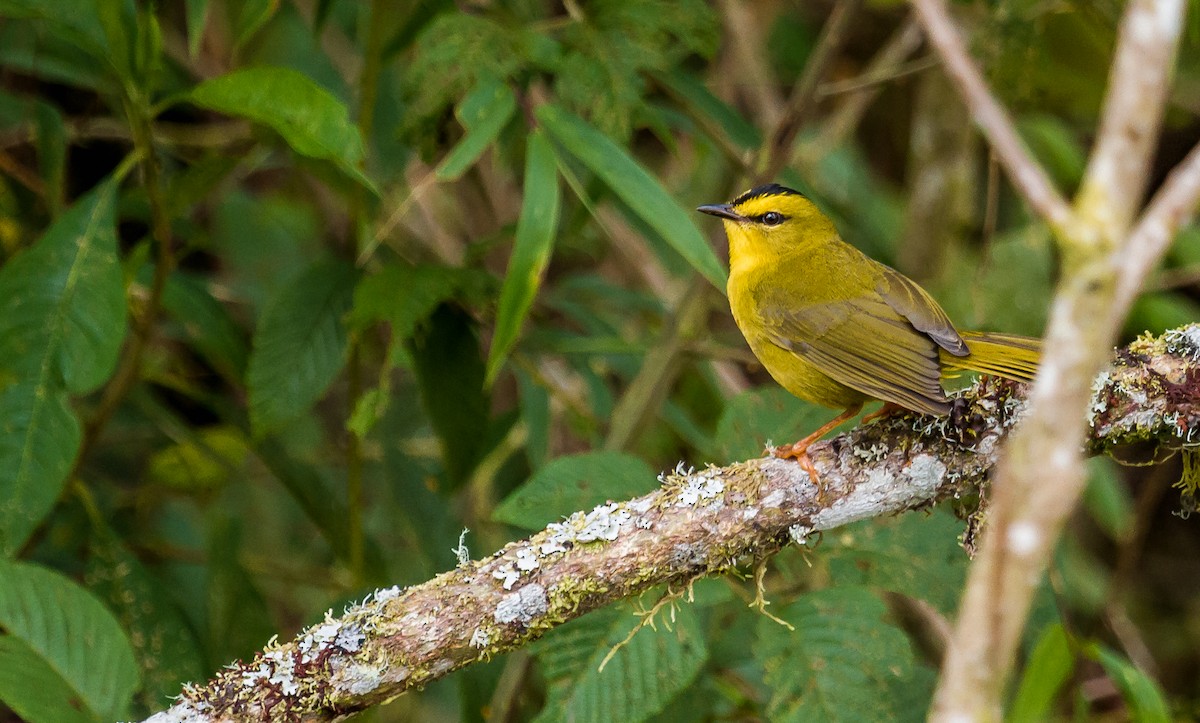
{"left": 143, "top": 327, "right": 1200, "bottom": 722}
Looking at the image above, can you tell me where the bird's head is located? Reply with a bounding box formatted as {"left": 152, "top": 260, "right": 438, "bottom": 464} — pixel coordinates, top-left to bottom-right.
{"left": 697, "top": 184, "right": 836, "bottom": 274}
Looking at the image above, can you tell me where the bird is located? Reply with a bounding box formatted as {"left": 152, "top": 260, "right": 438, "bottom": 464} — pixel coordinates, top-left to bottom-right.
{"left": 697, "top": 183, "right": 1040, "bottom": 488}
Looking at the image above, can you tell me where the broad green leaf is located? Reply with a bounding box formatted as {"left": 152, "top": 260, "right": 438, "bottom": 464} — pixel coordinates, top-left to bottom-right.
{"left": 0, "top": 560, "right": 139, "bottom": 721}
{"left": 0, "top": 385, "right": 79, "bottom": 556}
{"left": 189, "top": 67, "right": 374, "bottom": 192}
{"left": 354, "top": 264, "right": 491, "bottom": 360}
{"left": 247, "top": 260, "right": 358, "bottom": 436}
{"left": 0, "top": 183, "right": 125, "bottom": 555}
{"left": 160, "top": 271, "right": 250, "bottom": 380}
{"left": 0, "top": 181, "right": 126, "bottom": 393}
{"left": 824, "top": 509, "right": 969, "bottom": 615}
{"left": 350, "top": 264, "right": 489, "bottom": 345}
{"left": 1019, "top": 114, "right": 1087, "bottom": 191}
{"left": 0, "top": 20, "right": 109, "bottom": 91}
{"left": 409, "top": 304, "right": 490, "bottom": 489}
{"left": 536, "top": 104, "right": 727, "bottom": 290}
{"left": 494, "top": 451, "right": 655, "bottom": 529}
{"left": 714, "top": 387, "right": 837, "bottom": 462}
{"left": 1009, "top": 624, "right": 1074, "bottom": 722}
{"left": 534, "top": 604, "right": 708, "bottom": 723}
{"left": 0, "top": 1, "right": 110, "bottom": 61}
{"left": 0, "top": 635, "right": 98, "bottom": 723}
{"left": 88, "top": 533, "right": 205, "bottom": 709}
{"left": 486, "top": 129, "right": 560, "bottom": 385}
{"left": 1087, "top": 645, "right": 1170, "bottom": 723}
{"left": 436, "top": 77, "right": 517, "bottom": 181}
{"left": 754, "top": 587, "right": 916, "bottom": 722}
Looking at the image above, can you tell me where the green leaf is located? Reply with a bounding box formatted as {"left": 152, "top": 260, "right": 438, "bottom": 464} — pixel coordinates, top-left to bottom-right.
{"left": 653, "top": 70, "right": 760, "bottom": 150}
{"left": 0, "top": 1, "right": 111, "bottom": 62}
{"left": 753, "top": 587, "right": 916, "bottom": 723}
{"left": 0, "top": 560, "right": 139, "bottom": 721}
{"left": 33, "top": 101, "right": 67, "bottom": 214}
{"left": 536, "top": 104, "right": 727, "bottom": 290}
{"left": 189, "top": 67, "right": 374, "bottom": 192}
{"left": 0, "top": 385, "right": 80, "bottom": 556}
{"left": 205, "top": 517, "right": 276, "bottom": 663}
{"left": 517, "top": 369, "right": 550, "bottom": 470}
{"left": 486, "top": 129, "right": 560, "bottom": 386}
{"left": 96, "top": 0, "right": 134, "bottom": 84}
{"left": 824, "top": 509, "right": 969, "bottom": 615}
{"left": 714, "top": 387, "right": 836, "bottom": 462}
{"left": 233, "top": 0, "right": 277, "bottom": 49}
{"left": 349, "top": 263, "right": 487, "bottom": 343}
{"left": 0, "top": 183, "right": 125, "bottom": 555}
{"left": 247, "top": 260, "right": 358, "bottom": 436}
{"left": 184, "top": 0, "right": 209, "bottom": 58}
{"left": 1087, "top": 645, "right": 1170, "bottom": 723}
{"left": 409, "top": 304, "right": 490, "bottom": 489}
{"left": 435, "top": 77, "right": 517, "bottom": 181}
{"left": 0, "top": 635, "right": 98, "bottom": 723}
{"left": 1082, "top": 456, "right": 1133, "bottom": 541}
{"left": 0, "top": 181, "right": 126, "bottom": 393}
{"left": 534, "top": 604, "right": 708, "bottom": 723}
{"left": 146, "top": 426, "right": 250, "bottom": 493}
{"left": 160, "top": 271, "right": 250, "bottom": 380}
{"left": 1009, "top": 623, "right": 1074, "bottom": 722}
{"left": 88, "top": 533, "right": 206, "bottom": 710}
{"left": 494, "top": 451, "right": 655, "bottom": 529}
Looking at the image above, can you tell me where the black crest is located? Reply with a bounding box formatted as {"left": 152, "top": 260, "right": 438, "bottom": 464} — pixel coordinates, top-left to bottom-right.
{"left": 731, "top": 183, "right": 803, "bottom": 207}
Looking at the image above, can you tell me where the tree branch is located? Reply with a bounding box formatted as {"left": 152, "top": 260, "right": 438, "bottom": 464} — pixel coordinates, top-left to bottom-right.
{"left": 142, "top": 327, "right": 1200, "bottom": 722}
{"left": 910, "top": 0, "right": 1074, "bottom": 233}
{"left": 1076, "top": 0, "right": 1186, "bottom": 239}
{"left": 1115, "top": 141, "right": 1200, "bottom": 312}
{"left": 917, "top": 0, "right": 1192, "bottom": 719}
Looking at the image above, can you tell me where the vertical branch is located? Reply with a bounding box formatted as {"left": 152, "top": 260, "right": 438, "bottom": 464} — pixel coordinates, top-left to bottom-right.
{"left": 912, "top": 0, "right": 1191, "bottom": 720}
{"left": 910, "top": 0, "right": 1073, "bottom": 234}
{"left": 757, "top": 0, "right": 863, "bottom": 182}
{"left": 1075, "top": 0, "right": 1186, "bottom": 242}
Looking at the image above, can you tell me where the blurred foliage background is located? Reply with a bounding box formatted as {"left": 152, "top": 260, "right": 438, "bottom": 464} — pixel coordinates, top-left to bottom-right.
{"left": 0, "top": 0, "right": 1199, "bottom": 720}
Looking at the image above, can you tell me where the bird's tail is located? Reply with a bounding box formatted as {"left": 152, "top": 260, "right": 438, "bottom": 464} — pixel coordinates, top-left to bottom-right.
{"left": 939, "top": 331, "right": 1041, "bottom": 382}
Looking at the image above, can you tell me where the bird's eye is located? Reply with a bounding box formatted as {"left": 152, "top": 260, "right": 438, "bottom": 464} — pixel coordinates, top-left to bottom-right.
{"left": 761, "top": 211, "right": 784, "bottom": 226}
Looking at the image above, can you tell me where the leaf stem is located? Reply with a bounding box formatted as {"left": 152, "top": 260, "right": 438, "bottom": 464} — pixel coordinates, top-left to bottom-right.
{"left": 80, "top": 97, "right": 175, "bottom": 462}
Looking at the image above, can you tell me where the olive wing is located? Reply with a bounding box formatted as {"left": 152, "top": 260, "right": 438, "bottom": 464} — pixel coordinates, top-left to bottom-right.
{"left": 760, "top": 279, "right": 960, "bottom": 416}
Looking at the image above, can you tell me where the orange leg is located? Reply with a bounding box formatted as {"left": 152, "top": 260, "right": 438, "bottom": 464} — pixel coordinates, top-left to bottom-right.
{"left": 772, "top": 404, "right": 863, "bottom": 493}
{"left": 862, "top": 401, "right": 902, "bottom": 425}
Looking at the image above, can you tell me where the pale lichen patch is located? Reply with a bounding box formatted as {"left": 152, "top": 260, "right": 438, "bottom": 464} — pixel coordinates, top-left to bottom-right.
{"left": 1164, "top": 324, "right": 1200, "bottom": 361}
{"left": 469, "top": 628, "right": 491, "bottom": 649}
{"left": 905, "top": 455, "right": 947, "bottom": 496}
{"left": 494, "top": 583, "right": 548, "bottom": 625}
{"left": 673, "top": 472, "right": 724, "bottom": 507}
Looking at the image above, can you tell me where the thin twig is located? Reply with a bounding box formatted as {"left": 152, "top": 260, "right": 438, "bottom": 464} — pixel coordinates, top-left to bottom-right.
{"left": 911, "top": 0, "right": 1074, "bottom": 233}
{"left": 1115, "top": 140, "right": 1200, "bottom": 311}
{"left": 816, "top": 15, "right": 926, "bottom": 151}
{"left": 758, "top": 0, "right": 863, "bottom": 183}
